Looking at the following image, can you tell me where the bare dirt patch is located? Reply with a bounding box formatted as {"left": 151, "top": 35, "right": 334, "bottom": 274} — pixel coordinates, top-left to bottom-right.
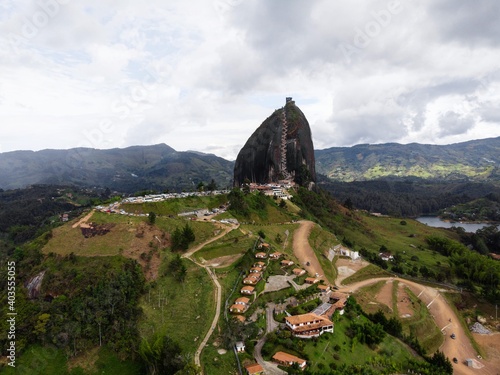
{"left": 473, "top": 332, "right": 500, "bottom": 370}
{"left": 292, "top": 221, "right": 326, "bottom": 278}
{"left": 375, "top": 280, "right": 394, "bottom": 312}
{"left": 122, "top": 223, "right": 167, "bottom": 281}
{"left": 335, "top": 258, "right": 370, "bottom": 285}
{"left": 397, "top": 282, "right": 414, "bottom": 318}
{"left": 72, "top": 209, "right": 95, "bottom": 228}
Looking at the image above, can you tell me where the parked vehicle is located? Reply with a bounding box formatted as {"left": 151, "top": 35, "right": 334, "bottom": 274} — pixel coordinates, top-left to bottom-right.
{"left": 451, "top": 333, "right": 456, "bottom": 339}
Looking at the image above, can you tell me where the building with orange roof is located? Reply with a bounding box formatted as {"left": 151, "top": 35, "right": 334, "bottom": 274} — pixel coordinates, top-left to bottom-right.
{"left": 269, "top": 252, "right": 282, "bottom": 259}
{"left": 285, "top": 313, "right": 334, "bottom": 338}
{"left": 241, "top": 286, "right": 255, "bottom": 295}
{"left": 235, "top": 297, "right": 250, "bottom": 306}
{"left": 272, "top": 351, "right": 307, "bottom": 369}
{"left": 292, "top": 268, "right": 306, "bottom": 276}
{"left": 243, "top": 273, "right": 262, "bottom": 285}
{"left": 318, "top": 284, "right": 331, "bottom": 293}
{"left": 230, "top": 304, "right": 246, "bottom": 314}
{"left": 305, "top": 277, "right": 319, "bottom": 284}
{"left": 234, "top": 315, "right": 246, "bottom": 323}
{"left": 245, "top": 363, "right": 264, "bottom": 375}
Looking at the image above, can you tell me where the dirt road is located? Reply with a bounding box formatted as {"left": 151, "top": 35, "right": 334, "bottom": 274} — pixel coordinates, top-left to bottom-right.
{"left": 72, "top": 209, "right": 95, "bottom": 228}
{"left": 339, "top": 277, "right": 497, "bottom": 375}
{"left": 292, "top": 220, "right": 326, "bottom": 278}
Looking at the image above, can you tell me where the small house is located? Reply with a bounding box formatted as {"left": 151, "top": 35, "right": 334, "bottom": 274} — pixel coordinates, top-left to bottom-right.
{"left": 249, "top": 266, "right": 263, "bottom": 273}
{"left": 235, "top": 297, "right": 250, "bottom": 306}
{"left": 379, "top": 252, "right": 394, "bottom": 261}
{"left": 235, "top": 341, "right": 245, "bottom": 353}
{"left": 269, "top": 252, "right": 282, "bottom": 259}
{"left": 253, "top": 261, "right": 266, "bottom": 269}
{"left": 272, "top": 351, "right": 306, "bottom": 369}
{"left": 281, "top": 259, "right": 294, "bottom": 267}
{"left": 318, "top": 284, "right": 331, "bottom": 293}
{"left": 241, "top": 286, "right": 255, "bottom": 295}
{"left": 245, "top": 363, "right": 264, "bottom": 375}
{"left": 230, "top": 304, "right": 246, "bottom": 314}
{"left": 255, "top": 252, "right": 267, "bottom": 259}
{"left": 292, "top": 268, "right": 306, "bottom": 276}
{"left": 305, "top": 277, "right": 319, "bottom": 284}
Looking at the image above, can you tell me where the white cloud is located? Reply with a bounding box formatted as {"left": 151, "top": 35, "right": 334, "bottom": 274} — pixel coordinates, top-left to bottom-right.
{"left": 1, "top": 0, "right": 500, "bottom": 159}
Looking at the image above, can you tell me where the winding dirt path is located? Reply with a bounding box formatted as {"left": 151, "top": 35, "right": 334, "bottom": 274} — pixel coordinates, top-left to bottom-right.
{"left": 182, "top": 223, "right": 238, "bottom": 258}
{"left": 292, "top": 220, "right": 326, "bottom": 278}
{"left": 338, "top": 277, "right": 498, "bottom": 375}
{"left": 181, "top": 222, "right": 238, "bottom": 369}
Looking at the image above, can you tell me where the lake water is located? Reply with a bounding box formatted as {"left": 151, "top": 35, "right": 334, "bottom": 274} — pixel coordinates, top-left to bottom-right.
{"left": 416, "top": 216, "right": 499, "bottom": 233}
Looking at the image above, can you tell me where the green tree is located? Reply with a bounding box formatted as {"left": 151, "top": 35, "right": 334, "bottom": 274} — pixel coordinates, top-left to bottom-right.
{"left": 148, "top": 212, "right": 156, "bottom": 225}
{"left": 139, "top": 334, "right": 185, "bottom": 375}
{"left": 206, "top": 179, "right": 217, "bottom": 191}
{"left": 175, "top": 363, "right": 202, "bottom": 375}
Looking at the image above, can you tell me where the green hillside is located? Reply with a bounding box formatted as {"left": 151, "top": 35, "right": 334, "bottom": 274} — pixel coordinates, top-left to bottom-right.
{"left": 1, "top": 187, "right": 498, "bottom": 374}
{"left": 315, "top": 137, "right": 500, "bottom": 182}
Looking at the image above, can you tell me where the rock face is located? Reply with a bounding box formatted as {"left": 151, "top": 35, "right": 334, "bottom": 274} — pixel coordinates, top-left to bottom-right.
{"left": 234, "top": 99, "right": 316, "bottom": 187}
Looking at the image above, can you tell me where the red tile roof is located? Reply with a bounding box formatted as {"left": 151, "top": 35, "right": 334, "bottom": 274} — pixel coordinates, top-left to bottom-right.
{"left": 245, "top": 363, "right": 264, "bottom": 374}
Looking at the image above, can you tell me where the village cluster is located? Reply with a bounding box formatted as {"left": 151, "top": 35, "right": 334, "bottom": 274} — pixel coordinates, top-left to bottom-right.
{"left": 231, "top": 241, "right": 349, "bottom": 373}
{"left": 93, "top": 183, "right": 293, "bottom": 217}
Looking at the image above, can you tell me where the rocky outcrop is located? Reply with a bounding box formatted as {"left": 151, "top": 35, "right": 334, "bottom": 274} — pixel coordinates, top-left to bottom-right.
{"left": 25, "top": 271, "right": 46, "bottom": 299}
{"left": 233, "top": 99, "right": 316, "bottom": 187}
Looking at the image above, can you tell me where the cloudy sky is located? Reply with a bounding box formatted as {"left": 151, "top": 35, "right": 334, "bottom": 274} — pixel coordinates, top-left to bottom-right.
{"left": 1, "top": 0, "right": 500, "bottom": 160}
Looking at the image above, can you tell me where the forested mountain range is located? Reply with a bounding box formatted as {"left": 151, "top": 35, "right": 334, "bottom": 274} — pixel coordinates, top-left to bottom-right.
{"left": 2, "top": 138, "right": 500, "bottom": 218}
{"left": 315, "top": 137, "right": 500, "bottom": 182}
{"left": 0, "top": 144, "right": 233, "bottom": 193}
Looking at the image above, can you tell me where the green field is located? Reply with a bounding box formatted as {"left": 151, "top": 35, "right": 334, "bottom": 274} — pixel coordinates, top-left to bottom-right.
{"left": 342, "top": 264, "right": 393, "bottom": 285}
{"left": 2, "top": 345, "right": 143, "bottom": 375}
{"left": 352, "top": 280, "right": 443, "bottom": 354}
{"left": 241, "top": 223, "right": 299, "bottom": 254}
{"left": 193, "top": 227, "right": 255, "bottom": 262}
{"left": 402, "top": 289, "right": 443, "bottom": 354}
{"left": 42, "top": 212, "right": 138, "bottom": 256}
{"left": 138, "top": 254, "right": 215, "bottom": 354}
{"left": 342, "top": 214, "right": 458, "bottom": 279}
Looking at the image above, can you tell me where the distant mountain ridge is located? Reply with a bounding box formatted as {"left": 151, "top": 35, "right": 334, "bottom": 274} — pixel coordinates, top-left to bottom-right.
{"left": 2, "top": 137, "right": 499, "bottom": 193}
{"left": 315, "top": 137, "right": 500, "bottom": 182}
{"left": 0, "top": 144, "right": 233, "bottom": 193}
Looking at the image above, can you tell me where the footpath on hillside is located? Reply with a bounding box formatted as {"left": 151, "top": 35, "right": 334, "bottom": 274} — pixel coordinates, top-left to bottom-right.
{"left": 292, "top": 220, "right": 326, "bottom": 278}
{"left": 181, "top": 222, "right": 238, "bottom": 368}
